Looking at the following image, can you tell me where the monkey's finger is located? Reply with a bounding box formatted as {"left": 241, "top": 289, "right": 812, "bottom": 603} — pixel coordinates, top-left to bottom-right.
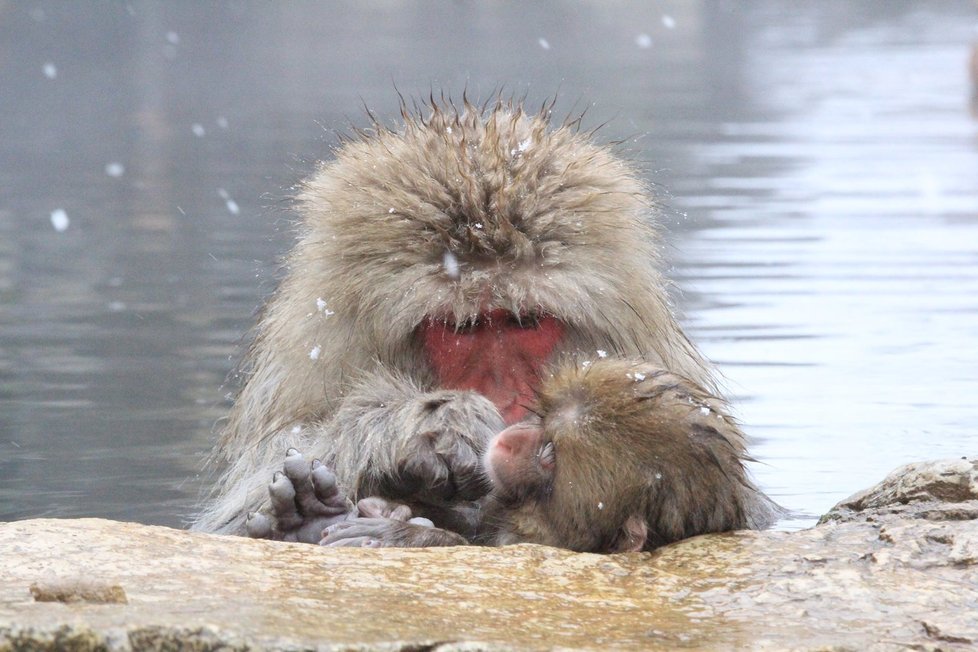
{"left": 321, "top": 518, "right": 398, "bottom": 542}
{"left": 356, "top": 497, "right": 397, "bottom": 519}
{"left": 268, "top": 472, "right": 303, "bottom": 531}
{"left": 357, "top": 497, "right": 414, "bottom": 521}
{"left": 282, "top": 448, "right": 311, "bottom": 485}
{"left": 389, "top": 504, "right": 414, "bottom": 521}
{"left": 431, "top": 429, "right": 489, "bottom": 500}
{"left": 245, "top": 512, "right": 273, "bottom": 539}
{"left": 282, "top": 449, "right": 324, "bottom": 517}
{"left": 321, "top": 520, "right": 370, "bottom": 537}
{"left": 323, "top": 536, "right": 382, "bottom": 548}
{"left": 397, "top": 457, "right": 443, "bottom": 494}
{"left": 309, "top": 460, "right": 349, "bottom": 515}
{"left": 323, "top": 518, "right": 463, "bottom": 547}
{"left": 282, "top": 448, "right": 324, "bottom": 516}
{"left": 445, "top": 440, "right": 488, "bottom": 501}
{"left": 356, "top": 497, "right": 384, "bottom": 518}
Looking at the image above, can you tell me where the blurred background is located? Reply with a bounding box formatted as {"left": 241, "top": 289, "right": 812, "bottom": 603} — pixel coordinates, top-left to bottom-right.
{"left": 1, "top": 1, "right": 976, "bottom": 530}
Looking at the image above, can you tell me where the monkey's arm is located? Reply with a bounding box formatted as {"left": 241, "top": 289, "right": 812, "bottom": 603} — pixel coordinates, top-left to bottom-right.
{"left": 321, "top": 517, "right": 469, "bottom": 548}
{"left": 322, "top": 496, "right": 470, "bottom": 547}
{"left": 327, "top": 370, "right": 504, "bottom": 505}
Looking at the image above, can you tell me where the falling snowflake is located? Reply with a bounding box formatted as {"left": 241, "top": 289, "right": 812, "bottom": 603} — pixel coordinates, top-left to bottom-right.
{"left": 105, "top": 162, "right": 125, "bottom": 177}
{"left": 443, "top": 251, "right": 460, "bottom": 280}
{"left": 50, "top": 209, "right": 69, "bottom": 232}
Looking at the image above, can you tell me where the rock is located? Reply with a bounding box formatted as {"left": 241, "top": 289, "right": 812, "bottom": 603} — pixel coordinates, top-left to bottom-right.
{"left": 1, "top": 458, "right": 976, "bottom": 651}
{"left": 822, "top": 456, "right": 978, "bottom": 522}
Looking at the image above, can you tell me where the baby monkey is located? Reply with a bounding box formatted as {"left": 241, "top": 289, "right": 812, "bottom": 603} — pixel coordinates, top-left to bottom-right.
{"left": 478, "top": 359, "right": 778, "bottom": 552}
{"left": 249, "top": 359, "right": 777, "bottom": 553}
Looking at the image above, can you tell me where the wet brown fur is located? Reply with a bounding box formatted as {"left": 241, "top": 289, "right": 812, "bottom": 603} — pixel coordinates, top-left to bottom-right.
{"left": 485, "top": 359, "right": 777, "bottom": 552}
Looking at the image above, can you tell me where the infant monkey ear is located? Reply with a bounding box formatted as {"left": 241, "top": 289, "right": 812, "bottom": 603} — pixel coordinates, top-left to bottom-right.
{"left": 610, "top": 515, "right": 649, "bottom": 553}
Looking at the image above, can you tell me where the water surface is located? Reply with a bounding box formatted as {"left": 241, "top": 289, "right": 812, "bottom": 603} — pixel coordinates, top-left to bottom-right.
{"left": 1, "top": 1, "right": 976, "bottom": 529}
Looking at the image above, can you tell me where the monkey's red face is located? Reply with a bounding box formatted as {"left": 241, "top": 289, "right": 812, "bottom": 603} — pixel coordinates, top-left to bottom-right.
{"left": 419, "top": 309, "right": 564, "bottom": 424}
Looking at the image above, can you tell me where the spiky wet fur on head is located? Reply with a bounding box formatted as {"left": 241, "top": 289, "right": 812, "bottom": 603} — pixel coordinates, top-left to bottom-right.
{"left": 193, "top": 96, "right": 714, "bottom": 534}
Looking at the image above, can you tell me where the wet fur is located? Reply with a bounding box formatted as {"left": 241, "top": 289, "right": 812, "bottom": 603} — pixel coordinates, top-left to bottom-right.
{"left": 484, "top": 360, "right": 778, "bottom": 552}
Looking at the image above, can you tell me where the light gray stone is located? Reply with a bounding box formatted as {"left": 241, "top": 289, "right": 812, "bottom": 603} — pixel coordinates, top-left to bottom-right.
{"left": 1, "top": 458, "right": 976, "bottom": 651}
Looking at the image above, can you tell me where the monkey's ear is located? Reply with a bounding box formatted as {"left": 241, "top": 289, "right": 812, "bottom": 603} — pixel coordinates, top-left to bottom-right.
{"left": 610, "top": 515, "right": 648, "bottom": 553}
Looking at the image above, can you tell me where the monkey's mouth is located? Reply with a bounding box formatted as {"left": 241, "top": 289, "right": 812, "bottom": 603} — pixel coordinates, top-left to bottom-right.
{"left": 418, "top": 309, "right": 565, "bottom": 424}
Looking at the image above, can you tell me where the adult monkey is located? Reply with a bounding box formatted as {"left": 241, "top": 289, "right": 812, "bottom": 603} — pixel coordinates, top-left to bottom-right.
{"left": 192, "top": 96, "right": 725, "bottom": 539}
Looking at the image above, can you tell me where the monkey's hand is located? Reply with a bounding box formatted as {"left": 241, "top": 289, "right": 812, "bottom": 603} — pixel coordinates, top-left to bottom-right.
{"left": 387, "top": 400, "right": 491, "bottom": 502}
{"left": 336, "top": 383, "right": 503, "bottom": 504}
{"left": 245, "top": 449, "right": 355, "bottom": 544}
{"left": 321, "top": 517, "right": 468, "bottom": 548}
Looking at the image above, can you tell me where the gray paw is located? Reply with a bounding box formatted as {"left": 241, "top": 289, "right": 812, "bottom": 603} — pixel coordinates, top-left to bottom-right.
{"left": 248, "top": 449, "right": 354, "bottom": 544}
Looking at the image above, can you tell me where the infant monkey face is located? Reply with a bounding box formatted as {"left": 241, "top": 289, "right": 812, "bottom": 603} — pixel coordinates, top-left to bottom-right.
{"left": 483, "top": 375, "right": 653, "bottom": 553}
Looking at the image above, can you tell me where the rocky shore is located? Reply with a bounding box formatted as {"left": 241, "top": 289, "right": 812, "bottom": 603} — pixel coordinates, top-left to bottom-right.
{"left": 1, "top": 457, "right": 976, "bottom": 651}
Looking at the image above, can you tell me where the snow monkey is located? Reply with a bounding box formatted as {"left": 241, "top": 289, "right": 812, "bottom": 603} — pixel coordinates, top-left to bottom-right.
{"left": 192, "top": 96, "right": 777, "bottom": 546}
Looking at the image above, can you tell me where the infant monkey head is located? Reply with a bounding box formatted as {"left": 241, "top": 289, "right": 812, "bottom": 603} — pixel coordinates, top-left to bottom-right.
{"left": 483, "top": 359, "right": 768, "bottom": 553}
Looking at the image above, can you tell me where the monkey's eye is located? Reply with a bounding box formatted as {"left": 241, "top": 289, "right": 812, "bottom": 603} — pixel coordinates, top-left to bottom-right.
{"left": 538, "top": 441, "right": 556, "bottom": 471}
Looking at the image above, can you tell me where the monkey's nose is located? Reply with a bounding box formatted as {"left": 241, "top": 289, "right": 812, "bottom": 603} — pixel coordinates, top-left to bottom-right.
{"left": 492, "top": 436, "right": 515, "bottom": 455}
{"left": 493, "top": 424, "right": 538, "bottom": 458}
